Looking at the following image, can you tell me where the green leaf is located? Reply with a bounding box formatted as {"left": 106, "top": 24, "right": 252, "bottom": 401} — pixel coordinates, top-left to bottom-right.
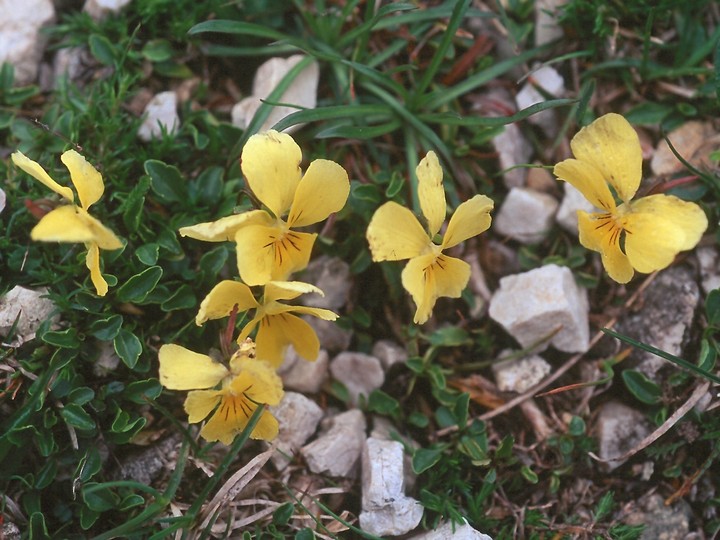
{"left": 136, "top": 243, "right": 160, "bottom": 266}
{"left": 123, "top": 379, "right": 162, "bottom": 404}
{"left": 41, "top": 328, "right": 80, "bottom": 348}
{"left": 521, "top": 465, "right": 539, "bottom": 484}
{"left": 428, "top": 326, "right": 471, "bottom": 347}
{"left": 367, "top": 390, "right": 400, "bottom": 416}
{"left": 625, "top": 101, "right": 674, "bottom": 125}
{"left": 83, "top": 483, "right": 120, "bottom": 512}
{"left": 622, "top": 369, "right": 661, "bottom": 404}
{"left": 706, "top": 288, "right": 720, "bottom": 326}
{"left": 385, "top": 172, "right": 405, "bottom": 198}
{"left": 145, "top": 160, "right": 186, "bottom": 203}
{"left": 88, "top": 34, "right": 116, "bottom": 65}
{"left": 116, "top": 266, "right": 163, "bottom": 303}
{"left": 141, "top": 39, "right": 174, "bottom": 62}
{"left": 294, "top": 529, "right": 315, "bottom": 540}
{"left": 69, "top": 387, "right": 95, "bottom": 406}
{"left": 122, "top": 176, "right": 150, "bottom": 232}
{"left": 160, "top": 284, "right": 196, "bottom": 311}
{"left": 412, "top": 446, "right": 445, "bottom": 474}
{"left": 273, "top": 502, "right": 294, "bottom": 526}
{"left": 195, "top": 166, "right": 224, "bottom": 206}
{"left": 29, "top": 512, "right": 51, "bottom": 540}
{"left": 114, "top": 329, "right": 142, "bottom": 369}
{"left": 88, "top": 314, "right": 123, "bottom": 341}
{"left": 568, "top": 415, "right": 586, "bottom": 436}
{"left": 60, "top": 403, "right": 96, "bottom": 431}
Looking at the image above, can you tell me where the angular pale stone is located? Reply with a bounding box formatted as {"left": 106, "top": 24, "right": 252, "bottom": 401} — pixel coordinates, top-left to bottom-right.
{"left": 488, "top": 264, "right": 589, "bottom": 353}
{"left": 83, "top": 0, "right": 132, "bottom": 20}
{"left": 596, "top": 401, "right": 651, "bottom": 471}
{"left": 362, "top": 438, "right": 405, "bottom": 509}
{"left": 493, "top": 123, "right": 533, "bottom": 188}
{"left": 0, "top": 286, "right": 57, "bottom": 345}
{"left": 0, "top": 0, "right": 55, "bottom": 85}
{"left": 279, "top": 347, "right": 329, "bottom": 394}
{"left": 232, "top": 55, "right": 319, "bottom": 133}
{"left": 93, "top": 340, "right": 121, "bottom": 377}
{"left": 0, "top": 187, "right": 5, "bottom": 214}
{"left": 307, "top": 316, "right": 353, "bottom": 352}
{"left": 330, "top": 352, "right": 385, "bottom": 406}
{"left": 696, "top": 246, "right": 720, "bottom": 295}
{"left": 270, "top": 392, "right": 324, "bottom": 470}
{"left": 494, "top": 187, "right": 559, "bottom": 244}
{"left": 372, "top": 340, "right": 408, "bottom": 371}
{"left": 535, "top": 0, "right": 566, "bottom": 47}
{"left": 492, "top": 351, "right": 551, "bottom": 393}
{"left": 515, "top": 66, "right": 564, "bottom": 136}
{"left": 359, "top": 497, "right": 424, "bottom": 537}
{"left": 301, "top": 409, "right": 366, "bottom": 477}
{"left": 651, "top": 121, "right": 711, "bottom": 176}
{"left": 615, "top": 265, "right": 699, "bottom": 383}
{"left": 410, "top": 520, "right": 494, "bottom": 540}
{"left": 138, "top": 91, "right": 179, "bottom": 141}
{"left": 299, "top": 256, "right": 351, "bottom": 310}
{"left": 556, "top": 182, "right": 596, "bottom": 234}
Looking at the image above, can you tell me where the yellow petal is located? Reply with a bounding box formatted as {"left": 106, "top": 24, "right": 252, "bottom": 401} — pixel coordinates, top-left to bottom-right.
{"left": 241, "top": 130, "right": 302, "bottom": 218}
{"left": 401, "top": 253, "right": 470, "bottom": 324}
{"left": 263, "top": 280, "right": 324, "bottom": 303}
{"left": 30, "top": 206, "right": 95, "bottom": 243}
{"left": 179, "top": 210, "right": 272, "bottom": 242}
{"left": 231, "top": 359, "right": 284, "bottom": 406}
{"left": 61, "top": 150, "right": 104, "bottom": 210}
{"left": 184, "top": 390, "right": 221, "bottom": 423}
{"left": 85, "top": 243, "right": 108, "bottom": 296}
{"left": 287, "top": 159, "right": 350, "bottom": 228}
{"left": 624, "top": 195, "right": 708, "bottom": 274}
{"left": 12, "top": 151, "right": 74, "bottom": 203}
{"left": 158, "top": 344, "right": 229, "bottom": 390}
{"left": 77, "top": 208, "right": 123, "bottom": 250}
{"left": 442, "top": 194, "right": 494, "bottom": 249}
{"left": 366, "top": 202, "right": 430, "bottom": 261}
{"left": 196, "top": 280, "right": 257, "bottom": 325}
{"left": 268, "top": 303, "right": 338, "bottom": 321}
{"left": 553, "top": 159, "right": 617, "bottom": 212}
{"left": 570, "top": 113, "right": 642, "bottom": 203}
{"left": 234, "top": 224, "right": 316, "bottom": 286}
{"left": 417, "top": 151, "right": 446, "bottom": 237}
{"left": 577, "top": 211, "right": 634, "bottom": 283}
{"left": 257, "top": 313, "right": 320, "bottom": 366}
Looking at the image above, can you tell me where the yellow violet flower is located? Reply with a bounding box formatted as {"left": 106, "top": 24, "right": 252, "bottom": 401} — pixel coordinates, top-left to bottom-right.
{"left": 196, "top": 280, "right": 337, "bottom": 368}
{"left": 366, "top": 151, "right": 494, "bottom": 324}
{"left": 158, "top": 339, "right": 283, "bottom": 443}
{"left": 553, "top": 113, "right": 708, "bottom": 284}
{"left": 11, "top": 150, "right": 123, "bottom": 296}
{"left": 179, "top": 130, "right": 350, "bottom": 286}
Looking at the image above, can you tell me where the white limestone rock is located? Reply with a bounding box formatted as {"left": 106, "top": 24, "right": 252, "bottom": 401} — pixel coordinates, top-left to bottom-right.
{"left": 0, "top": 0, "right": 55, "bottom": 85}
{"left": 489, "top": 264, "right": 589, "bottom": 353}
{"left": 372, "top": 339, "right": 408, "bottom": 371}
{"left": 270, "top": 392, "right": 324, "bottom": 470}
{"left": 494, "top": 187, "right": 558, "bottom": 244}
{"left": 0, "top": 187, "right": 5, "bottom": 214}
{"left": 556, "top": 182, "right": 596, "bottom": 234}
{"left": 359, "top": 497, "right": 424, "bottom": 537}
{"left": 493, "top": 123, "right": 533, "bottom": 188}
{"left": 279, "top": 347, "right": 329, "bottom": 394}
{"left": 301, "top": 409, "right": 366, "bottom": 477}
{"left": 306, "top": 316, "right": 353, "bottom": 352}
{"left": 535, "top": 0, "right": 566, "bottom": 47}
{"left": 83, "top": 0, "right": 132, "bottom": 20}
{"left": 410, "top": 520, "right": 494, "bottom": 539}
{"left": 596, "top": 401, "right": 651, "bottom": 471}
{"left": 362, "top": 438, "right": 406, "bottom": 509}
{"left": 138, "top": 91, "right": 179, "bottom": 141}
{"left": 515, "top": 66, "right": 565, "bottom": 137}
{"left": 330, "top": 352, "right": 385, "bottom": 406}
{"left": 0, "top": 286, "right": 58, "bottom": 345}
{"left": 651, "top": 121, "right": 711, "bottom": 177}
{"left": 299, "top": 256, "right": 351, "bottom": 310}
{"left": 493, "top": 351, "right": 552, "bottom": 393}
{"left": 232, "top": 55, "right": 319, "bottom": 133}
{"left": 697, "top": 246, "right": 720, "bottom": 295}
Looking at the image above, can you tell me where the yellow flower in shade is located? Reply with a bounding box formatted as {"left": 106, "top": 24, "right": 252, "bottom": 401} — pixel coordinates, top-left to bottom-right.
{"left": 366, "top": 151, "right": 494, "bottom": 324}
{"left": 553, "top": 113, "right": 708, "bottom": 284}
{"left": 158, "top": 339, "right": 283, "bottom": 443}
{"left": 12, "top": 150, "right": 123, "bottom": 296}
{"left": 179, "top": 130, "right": 350, "bottom": 286}
{"left": 196, "top": 280, "right": 337, "bottom": 367}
